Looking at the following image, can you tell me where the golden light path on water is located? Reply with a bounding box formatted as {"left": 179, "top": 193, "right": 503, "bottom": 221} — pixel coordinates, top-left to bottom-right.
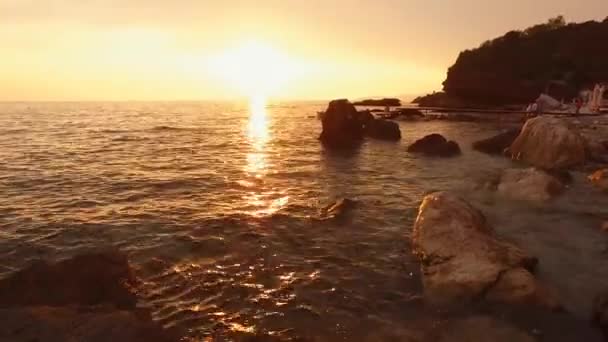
{"left": 244, "top": 96, "right": 289, "bottom": 217}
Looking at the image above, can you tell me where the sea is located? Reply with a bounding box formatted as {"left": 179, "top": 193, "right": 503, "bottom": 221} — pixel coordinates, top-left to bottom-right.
{"left": 1, "top": 101, "right": 607, "bottom": 341}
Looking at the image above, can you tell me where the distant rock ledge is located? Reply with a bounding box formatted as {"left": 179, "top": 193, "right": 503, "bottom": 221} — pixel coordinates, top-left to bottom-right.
{"left": 353, "top": 98, "right": 401, "bottom": 107}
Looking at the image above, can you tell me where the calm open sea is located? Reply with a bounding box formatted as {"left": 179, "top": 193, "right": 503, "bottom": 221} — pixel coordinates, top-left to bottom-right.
{"left": 1, "top": 101, "right": 607, "bottom": 340}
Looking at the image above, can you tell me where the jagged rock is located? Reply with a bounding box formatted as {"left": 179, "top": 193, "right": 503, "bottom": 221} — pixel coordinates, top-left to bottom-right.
{"left": 497, "top": 168, "right": 564, "bottom": 201}
{"left": 0, "top": 306, "right": 176, "bottom": 342}
{"left": 439, "top": 316, "right": 535, "bottom": 342}
{"left": 319, "top": 99, "right": 365, "bottom": 148}
{"left": 365, "top": 119, "right": 401, "bottom": 141}
{"left": 588, "top": 169, "right": 608, "bottom": 192}
{"left": 473, "top": 129, "right": 521, "bottom": 155}
{"left": 412, "top": 192, "right": 560, "bottom": 309}
{"left": 0, "top": 251, "right": 138, "bottom": 309}
{"left": 592, "top": 290, "right": 608, "bottom": 339}
{"left": 407, "top": 134, "right": 461, "bottom": 157}
{"left": 510, "top": 117, "right": 587, "bottom": 169}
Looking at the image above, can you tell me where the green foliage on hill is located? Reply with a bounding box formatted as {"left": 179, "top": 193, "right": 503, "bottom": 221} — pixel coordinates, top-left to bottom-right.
{"left": 442, "top": 16, "right": 608, "bottom": 105}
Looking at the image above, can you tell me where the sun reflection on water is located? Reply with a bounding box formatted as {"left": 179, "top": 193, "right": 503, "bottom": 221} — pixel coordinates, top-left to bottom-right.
{"left": 246, "top": 96, "right": 269, "bottom": 176}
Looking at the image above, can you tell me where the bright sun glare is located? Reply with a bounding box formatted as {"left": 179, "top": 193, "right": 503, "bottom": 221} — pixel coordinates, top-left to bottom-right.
{"left": 207, "top": 40, "right": 302, "bottom": 99}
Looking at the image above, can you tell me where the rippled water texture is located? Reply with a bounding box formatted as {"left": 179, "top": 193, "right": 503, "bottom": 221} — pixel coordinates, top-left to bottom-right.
{"left": 1, "top": 102, "right": 607, "bottom": 340}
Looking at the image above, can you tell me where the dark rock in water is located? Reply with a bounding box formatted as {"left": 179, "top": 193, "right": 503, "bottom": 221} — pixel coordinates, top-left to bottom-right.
{"left": 319, "top": 99, "right": 365, "bottom": 149}
{"left": 323, "top": 198, "right": 357, "bottom": 219}
{"left": 0, "top": 251, "right": 138, "bottom": 309}
{"left": 357, "top": 110, "right": 375, "bottom": 125}
{"left": 592, "top": 290, "right": 608, "bottom": 339}
{"left": 412, "top": 192, "right": 561, "bottom": 310}
{"left": 365, "top": 119, "right": 401, "bottom": 141}
{"left": 0, "top": 306, "right": 177, "bottom": 342}
{"left": 473, "top": 128, "right": 521, "bottom": 155}
{"left": 407, "top": 134, "right": 461, "bottom": 157}
{"left": 0, "top": 251, "right": 178, "bottom": 342}
{"left": 439, "top": 316, "right": 535, "bottom": 342}
{"left": 353, "top": 98, "right": 401, "bottom": 107}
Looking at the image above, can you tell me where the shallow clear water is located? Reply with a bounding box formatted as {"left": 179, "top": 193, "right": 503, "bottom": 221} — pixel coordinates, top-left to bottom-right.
{"left": 1, "top": 102, "right": 607, "bottom": 340}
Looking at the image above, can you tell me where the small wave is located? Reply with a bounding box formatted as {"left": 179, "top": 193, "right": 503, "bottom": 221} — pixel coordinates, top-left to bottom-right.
{"left": 0, "top": 128, "right": 30, "bottom": 135}
{"left": 97, "top": 129, "right": 130, "bottom": 133}
{"left": 150, "top": 125, "right": 193, "bottom": 132}
{"left": 112, "top": 135, "right": 150, "bottom": 142}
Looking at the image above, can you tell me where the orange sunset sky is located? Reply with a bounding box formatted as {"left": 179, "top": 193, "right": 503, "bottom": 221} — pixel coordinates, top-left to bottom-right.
{"left": 2, "top": 0, "right": 607, "bottom": 101}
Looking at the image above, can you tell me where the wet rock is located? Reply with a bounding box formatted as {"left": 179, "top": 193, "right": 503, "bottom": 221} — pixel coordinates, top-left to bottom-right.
{"left": 412, "top": 192, "right": 559, "bottom": 309}
{"left": 0, "top": 306, "right": 176, "bottom": 342}
{"left": 364, "top": 119, "right": 401, "bottom": 141}
{"left": 319, "top": 99, "right": 365, "bottom": 148}
{"left": 407, "top": 134, "right": 461, "bottom": 157}
{"left": 510, "top": 117, "right": 587, "bottom": 169}
{"left": 323, "top": 198, "right": 357, "bottom": 219}
{"left": 592, "top": 290, "right": 608, "bottom": 338}
{"left": 473, "top": 128, "right": 521, "bottom": 155}
{"left": 0, "top": 251, "right": 138, "bottom": 309}
{"left": 439, "top": 316, "right": 535, "bottom": 342}
{"left": 588, "top": 169, "right": 608, "bottom": 192}
{"left": 587, "top": 141, "right": 608, "bottom": 163}
{"left": 497, "top": 168, "right": 564, "bottom": 201}
{"left": 602, "top": 222, "right": 608, "bottom": 232}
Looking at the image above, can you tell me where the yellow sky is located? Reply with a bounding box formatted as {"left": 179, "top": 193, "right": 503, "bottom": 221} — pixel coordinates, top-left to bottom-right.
{"left": 1, "top": 0, "right": 607, "bottom": 101}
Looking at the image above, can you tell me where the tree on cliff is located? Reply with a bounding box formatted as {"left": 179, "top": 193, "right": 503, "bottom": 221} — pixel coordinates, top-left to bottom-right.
{"left": 442, "top": 16, "right": 608, "bottom": 105}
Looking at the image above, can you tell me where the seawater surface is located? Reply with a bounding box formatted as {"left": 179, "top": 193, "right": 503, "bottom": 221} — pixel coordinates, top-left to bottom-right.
{"left": 1, "top": 101, "right": 607, "bottom": 341}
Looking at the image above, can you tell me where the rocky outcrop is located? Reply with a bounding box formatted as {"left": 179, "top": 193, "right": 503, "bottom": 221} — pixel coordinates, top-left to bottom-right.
{"left": 319, "top": 99, "right": 365, "bottom": 148}
{"left": 510, "top": 117, "right": 587, "bottom": 169}
{"left": 592, "top": 290, "right": 608, "bottom": 339}
{"left": 473, "top": 128, "right": 521, "bottom": 155}
{"left": 364, "top": 119, "right": 401, "bottom": 141}
{"left": 412, "top": 192, "right": 560, "bottom": 309}
{"left": 0, "top": 251, "right": 177, "bottom": 342}
{"left": 588, "top": 169, "right": 608, "bottom": 192}
{"left": 442, "top": 18, "right": 608, "bottom": 106}
{"left": 497, "top": 168, "right": 565, "bottom": 201}
{"left": 407, "top": 134, "right": 461, "bottom": 157}
{"left": 353, "top": 98, "right": 401, "bottom": 107}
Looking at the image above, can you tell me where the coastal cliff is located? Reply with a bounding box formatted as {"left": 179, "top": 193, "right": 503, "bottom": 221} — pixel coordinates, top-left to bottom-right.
{"left": 418, "top": 16, "right": 608, "bottom": 107}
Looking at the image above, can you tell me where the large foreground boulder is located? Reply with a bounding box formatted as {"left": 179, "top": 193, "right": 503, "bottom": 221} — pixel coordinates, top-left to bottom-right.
{"left": 510, "top": 116, "right": 587, "bottom": 169}
{"left": 365, "top": 119, "right": 401, "bottom": 141}
{"left": 497, "top": 168, "right": 565, "bottom": 201}
{"left": 0, "top": 251, "right": 138, "bottom": 309}
{"left": 473, "top": 128, "right": 521, "bottom": 155}
{"left": 0, "top": 251, "right": 177, "bottom": 342}
{"left": 407, "top": 134, "right": 461, "bottom": 157}
{"left": 319, "top": 99, "right": 365, "bottom": 148}
{"left": 0, "top": 306, "right": 176, "bottom": 342}
{"left": 588, "top": 169, "right": 608, "bottom": 192}
{"left": 412, "top": 192, "right": 560, "bottom": 309}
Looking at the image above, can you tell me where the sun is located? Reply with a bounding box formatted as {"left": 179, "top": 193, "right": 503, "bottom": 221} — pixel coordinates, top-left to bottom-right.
{"left": 207, "top": 40, "right": 301, "bottom": 99}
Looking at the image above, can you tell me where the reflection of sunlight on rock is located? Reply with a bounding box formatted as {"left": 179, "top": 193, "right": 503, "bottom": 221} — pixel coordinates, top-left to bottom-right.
{"left": 309, "top": 270, "right": 320, "bottom": 279}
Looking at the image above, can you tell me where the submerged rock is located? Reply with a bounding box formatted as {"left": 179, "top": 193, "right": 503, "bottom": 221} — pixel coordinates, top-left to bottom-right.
{"left": 407, "top": 134, "right": 461, "bottom": 157}
{"left": 0, "top": 251, "right": 138, "bottom": 309}
{"left": 588, "top": 169, "right": 608, "bottom": 192}
{"left": 412, "top": 192, "right": 560, "bottom": 309}
{"left": 510, "top": 117, "right": 587, "bottom": 169}
{"left": 0, "top": 306, "right": 176, "bottom": 342}
{"left": 365, "top": 119, "right": 401, "bottom": 141}
{"left": 319, "top": 99, "right": 365, "bottom": 148}
{"left": 497, "top": 168, "right": 564, "bottom": 201}
{"left": 439, "top": 316, "right": 535, "bottom": 342}
{"left": 473, "top": 128, "right": 521, "bottom": 155}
